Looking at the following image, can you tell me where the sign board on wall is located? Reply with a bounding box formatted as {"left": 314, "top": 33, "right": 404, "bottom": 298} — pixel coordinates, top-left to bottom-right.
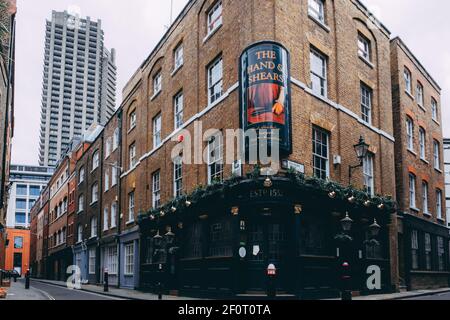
{"left": 240, "top": 41, "right": 292, "bottom": 155}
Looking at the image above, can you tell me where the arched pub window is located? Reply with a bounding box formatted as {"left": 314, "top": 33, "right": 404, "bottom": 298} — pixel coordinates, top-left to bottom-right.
{"left": 183, "top": 221, "right": 203, "bottom": 259}
{"left": 298, "top": 216, "right": 329, "bottom": 256}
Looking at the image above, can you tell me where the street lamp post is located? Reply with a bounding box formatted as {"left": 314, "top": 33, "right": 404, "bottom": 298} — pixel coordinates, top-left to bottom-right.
{"left": 348, "top": 136, "right": 370, "bottom": 184}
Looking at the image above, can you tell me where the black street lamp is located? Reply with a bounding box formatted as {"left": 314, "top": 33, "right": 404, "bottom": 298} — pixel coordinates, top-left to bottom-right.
{"left": 340, "top": 212, "right": 353, "bottom": 232}
{"left": 369, "top": 219, "right": 381, "bottom": 238}
{"left": 349, "top": 136, "right": 370, "bottom": 184}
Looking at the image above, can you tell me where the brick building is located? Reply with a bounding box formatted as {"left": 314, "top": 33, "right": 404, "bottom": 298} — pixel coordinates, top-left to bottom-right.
{"left": 390, "top": 37, "right": 449, "bottom": 290}
{"left": 119, "top": 0, "right": 398, "bottom": 298}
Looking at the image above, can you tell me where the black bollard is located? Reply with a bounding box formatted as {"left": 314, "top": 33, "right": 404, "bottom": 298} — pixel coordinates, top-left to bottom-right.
{"left": 340, "top": 262, "right": 352, "bottom": 301}
{"left": 25, "top": 270, "right": 30, "bottom": 290}
{"left": 267, "top": 264, "right": 277, "bottom": 299}
{"left": 104, "top": 269, "right": 109, "bottom": 292}
{"left": 0, "top": 270, "right": 3, "bottom": 286}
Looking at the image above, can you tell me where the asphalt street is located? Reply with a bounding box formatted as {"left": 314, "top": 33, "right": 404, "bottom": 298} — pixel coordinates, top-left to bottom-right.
{"left": 10, "top": 279, "right": 124, "bottom": 300}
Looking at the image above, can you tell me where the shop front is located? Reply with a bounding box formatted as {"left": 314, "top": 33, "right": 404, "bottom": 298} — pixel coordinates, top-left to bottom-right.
{"left": 138, "top": 173, "right": 396, "bottom": 299}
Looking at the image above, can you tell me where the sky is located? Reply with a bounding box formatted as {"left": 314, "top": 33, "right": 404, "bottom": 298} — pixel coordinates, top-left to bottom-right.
{"left": 11, "top": 0, "right": 450, "bottom": 165}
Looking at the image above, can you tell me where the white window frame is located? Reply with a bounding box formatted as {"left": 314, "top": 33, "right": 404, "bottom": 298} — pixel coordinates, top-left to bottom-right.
{"left": 104, "top": 170, "right": 110, "bottom": 192}
{"left": 77, "top": 224, "right": 83, "bottom": 243}
{"left": 91, "top": 183, "right": 99, "bottom": 204}
{"left": 129, "top": 111, "right": 137, "bottom": 131}
{"left": 153, "top": 114, "right": 162, "bottom": 149}
{"left": 406, "top": 117, "right": 414, "bottom": 152}
{"left": 152, "top": 171, "right": 161, "bottom": 209}
{"left": 174, "top": 92, "right": 184, "bottom": 130}
{"left": 128, "top": 192, "right": 135, "bottom": 224}
{"left": 92, "top": 151, "right": 100, "bottom": 171}
{"left": 208, "top": 56, "right": 223, "bottom": 105}
{"left": 78, "top": 194, "right": 84, "bottom": 213}
{"left": 360, "top": 83, "right": 372, "bottom": 124}
{"left": 425, "top": 233, "right": 432, "bottom": 270}
{"left": 308, "top": 0, "right": 325, "bottom": 23}
{"left": 358, "top": 34, "right": 371, "bottom": 62}
{"left": 310, "top": 48, "right": 327, "bottom": 97}
{"left": 174, "top": 43, "right": 183, "bottom": 71}
{"left": 129, "top": 143, "right": 137, "bottom": 168}
{"left": 110, "top": 202, "right": 117, "bottom": 229}
{"left": 404, "top": 68, "right": 412, "bottom": 94}
{"left": 434, "top": 140, "right": 441, "bottom": 170}
{"left": 363, "top": 153, "right": 374, "bottom": 196}
{"left": 207, "top": 1, "right": 223, "bottom": 35}
{"left": 422, "top": 181, "right": 429, "bottom": 215}
{"left": 105, "top": 138, "right": 112, "bottom": 159}
{"left": 111, "top": 163, "right": 118, "bottom": 187}
{"left": 419, "top": 127, "right": 426, "bottom": 160}
{"left": 89, "top": 248, "right": 96, "bottom": 275}
{"left": 124, "top": 242, "right": 135, "bottom": 276}
{"left": 91, "top": 216, "right": 97, "bottom": 238}
{"left": 431, "top": 98, "right": 438, "bottom": 121}
{"left": 79, "top": 167, "right": 85, "bottom": 184}
{"left": 207, "top": 134, "right": 224, "bottom": 184}
{"left": 106, "top": 245, "right": 118, "bottom": 275}
{"left": 174, "top": 157, "right": 183, "bottom": 198}
{"left": 113, "top": 128, "right": 120, "bottom": 151}
{"left": 103, "top": 207, "right": 109, "bottom": 231}
{"left": 416, "top": 82, "right": 424, "bottom": 106}
{"left": 312, "top": 127, "right": 330, "bottom": 180}
{"left": 153, "top": 71, "right": 162, "bottom": 96}
{"left": 409, "top": 173, "right": 417, "bottom": 209}
{"left": 437, "top": 189, "right": 443, "bottom": 220}
{"left": 411, "top": 230, "right": 419, "bottom": 270}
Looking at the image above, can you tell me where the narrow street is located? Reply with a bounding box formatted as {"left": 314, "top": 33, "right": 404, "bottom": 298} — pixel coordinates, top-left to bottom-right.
{"left": 6, "top": 279, "right": 123, "bottom": 301}
{"left": 402, "top": 292, "right": 450, "bottom": 301}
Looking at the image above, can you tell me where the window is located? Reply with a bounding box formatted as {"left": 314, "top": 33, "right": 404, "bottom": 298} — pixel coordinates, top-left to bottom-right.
{"left": 360, "top": 84, "right": 372, "bottom": 124}
{"left": 91, "top": 183, "right": 99, "bottom": 204}
{"left": 436, "top": 189, "right": 443, "bottom": 220}
{"left": 207, "top": 1, "right": 223, "bottom": 34}
{"left": 14, "top": 237, "right": 23, "bottom": 249}
{"left": 409, "top": 174, "right": 417, "bottom": 209}
{"left": 422, "top": 181, "right": 429, "bottom": 214}
{"left": 104, "top": 170, "right": 110, "bottom": 192}
{"left": 209, "top": 217, "right": 233, "bottom": 257}
{"left": 129, "top": 110, "right": 137, "bottom": 130}
{"left": 128, "top": 192, "right": 135, "bottom": 224}
{"left": 92, "top": 151, "right": 99, "bottom": 171}
{"left": 113, "top": 128, "right": 119, "bottom": 150}
{"left": 312, "top": 127, "right": 329, "bottom": 180}
{"left": 404, "top": 68, "right": 412, "bottom": 94}
{"left": 358, "top": 34, "right": 371, "bottom": 61}
{"left": 111, "top": 202, "right": 117, "bottom": 228}
{"left": 419, "top": 128, "right": 426, "bottom": 160}
{"left": 77, "top": 224, "right": 83, "bottom": 243}
{"left": 174, "top": 43, "right": 183, "bottom": 70}
{"left": 153, "top": 71, "right": 162, "bottom": 95}
{"left": 89, "top": 248, "right": 96, "bottom": 275}
{"left": 29, "top": 186, "right": 41, "bottom": 197}
{"left": 208, "top": 56, "right": 223, "bottom": 105}
{"left": 129, "top": 143, "right": 137, "bottom": 168}
{"left": 16, "top": 199, "right": 27, "bottom": 210}
{"left": 425, "top": 233, "right": 432, "bottom": 270}
{"left": 438, "top": 237, "right": 445, "bottom": 271}
{"left": 153, "top": 114, "right": 162, "bottom": 148}
{"left": 103, "top": 207, "right": 109, "bottom": 231}
{"left": 124, "top": 243, "right": 134, "bottom": 276}
{"left": 363, "top": 153, "right": 374, "bottom": 196}
{"left": 13, "top": 212, "right": 24, "bottom": 224}
{"left": 207, "top": 134, "right": 224, "bottom": 184}
{"left": 16, "top": 185, "right": 27, "bottom": 196}
{"left": 173, "top": 157, "right": 183, "bottom": 197}
{"left": 91, "top": 217, "right": 97, "bottom": 238}
{"left": 105, "top": 138, "right": 111, "bottom": 159}
{"left": 310, "top": 49, "right": 327, "bottom": 97}
{"left": 183, "top": 222, "right": 203, "bottom": 259}
{"left": 308, "top": 0, "right": 325, "bottom": 23}
{"left": 111, "top": 164, "right": 118, "bottom": 187}
{"left": 416, "top": 82, "right": 424, "bottom": 106}
{"left": 434, "top": 140, "right": 441, "bottom": 170}
{"left": 431, "top": 98, "right": 438, "bottom": 121}
{"left": 174, "top": 92, "right": 184, "bottom": 130}
{"left": 75, "top": 253, "right": 82, "bottom": 271}
{"left": 78, "top": 194, "right": 84, "bottom": 213}
{"left": 406, "top": 117, "right": 414, "bottom": 151}
{"left": 152, "top": 171, "right": 161, "bottom": 209}
{"left": 79, "top": 167, "right": 85, "bottom": 184}
{"left": 411, "top": 230, "right": 419, "bottom": 270}
{"left": 106, "top": 246, "right": 118, "bottom": 275}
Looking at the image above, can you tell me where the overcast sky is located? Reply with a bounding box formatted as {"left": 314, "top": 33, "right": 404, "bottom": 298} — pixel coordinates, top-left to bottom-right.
{"left": 11, "top": 0, "right": 450, "bottom": 165}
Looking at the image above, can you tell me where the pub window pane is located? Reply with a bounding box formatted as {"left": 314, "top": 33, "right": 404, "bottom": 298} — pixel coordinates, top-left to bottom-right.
{"left": 183, "top": 222, "right": 203, "bottom": 259}
{"left": 312, "top": 127, "right": 329, "bottom": 180}
{"left": 207, "top": 1, "right": 223, "bottom": 34}
{"left": 411, "top": 230, "right": 419, "bottom": 270}
{"left": 424, "top": 233, "right": 432, "bottom": 270}
{"left": 363, "top": 153, "right": 374, "bottom": 196}
{"left": 209, "top": 217, "right": 232, "bottom": 257}
{"left": 310, "top": 49, "right": 327, "bottom": 97}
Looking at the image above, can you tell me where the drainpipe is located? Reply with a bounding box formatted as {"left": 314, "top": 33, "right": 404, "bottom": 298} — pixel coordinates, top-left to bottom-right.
{"left": 116, "top": 110, "right": 123, "bottom": 288}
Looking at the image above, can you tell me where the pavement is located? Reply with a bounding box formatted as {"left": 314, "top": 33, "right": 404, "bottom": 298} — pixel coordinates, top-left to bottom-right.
{"left": 328, "top": 288, "right": 450, "bottom": 300}
{"left": 30, "top": 278, "right": 197, "bottom": 300}
{"left": 3, "top": 279, "right": 52, "bottom": 300}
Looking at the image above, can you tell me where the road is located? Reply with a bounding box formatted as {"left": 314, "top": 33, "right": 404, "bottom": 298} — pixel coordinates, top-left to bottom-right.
{"left": 29, "top": 280, "right": 124, "bottom": 300}
{"left": 402, "top": 291, "right": 450, "bottom": 300}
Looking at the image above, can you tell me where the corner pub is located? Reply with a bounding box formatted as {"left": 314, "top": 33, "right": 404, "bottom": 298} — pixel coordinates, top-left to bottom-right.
{"left": 122, "top": 0, "right": 400, "bottom": 299}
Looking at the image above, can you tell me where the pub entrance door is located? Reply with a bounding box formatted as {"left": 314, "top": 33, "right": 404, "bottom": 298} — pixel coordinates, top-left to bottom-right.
{"left": 245, "top": 213, "right": 289, "bottom": 293}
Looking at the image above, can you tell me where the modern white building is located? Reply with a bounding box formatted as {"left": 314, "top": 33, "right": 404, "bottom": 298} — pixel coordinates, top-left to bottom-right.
{"left": 444, "top": 139, "right": 450, "bottom": 228}
{"left": 39, "top": 11, "right": 117, "bottom": 167}
{"left": 6, "top": 165, "right": 54, "bottom": 228}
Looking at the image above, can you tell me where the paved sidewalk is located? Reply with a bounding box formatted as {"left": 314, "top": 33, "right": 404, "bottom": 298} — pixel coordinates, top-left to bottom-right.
{"left": 3, "top": 279, "right": 52, "bottom": 300}
{"left": 31, "top": 278, "right": 197, "bottom": 300}
{"left": 328, "top": 288, "right": 450, "bottom": 300}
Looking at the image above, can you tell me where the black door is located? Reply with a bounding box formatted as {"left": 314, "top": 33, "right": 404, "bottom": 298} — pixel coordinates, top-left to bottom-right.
{"left": 245, "top": 216, "right": 287, "bottom": 292}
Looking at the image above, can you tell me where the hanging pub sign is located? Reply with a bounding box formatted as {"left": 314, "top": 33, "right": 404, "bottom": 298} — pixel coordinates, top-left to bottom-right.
{"left": 240, "top": 41, "right": 292, "bottom": 155}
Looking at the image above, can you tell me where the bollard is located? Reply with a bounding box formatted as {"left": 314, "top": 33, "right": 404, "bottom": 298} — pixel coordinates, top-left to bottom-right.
{"left": 104, "top": 269, "right": 109, "bottom": 292}
{"left": 25, "top": 270, "right": 30, "bottom": 290}
{"left": 158, "top": 264, "right": 163, "bottom": 300}
{"left": 0, "top": 270, "right": 3, "bottom": 286}
{"left": 340, "top": 262, "right": 352, "bottom": 301}
{"left": 267, "top": 264, "right": 277, "bottom": 299}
